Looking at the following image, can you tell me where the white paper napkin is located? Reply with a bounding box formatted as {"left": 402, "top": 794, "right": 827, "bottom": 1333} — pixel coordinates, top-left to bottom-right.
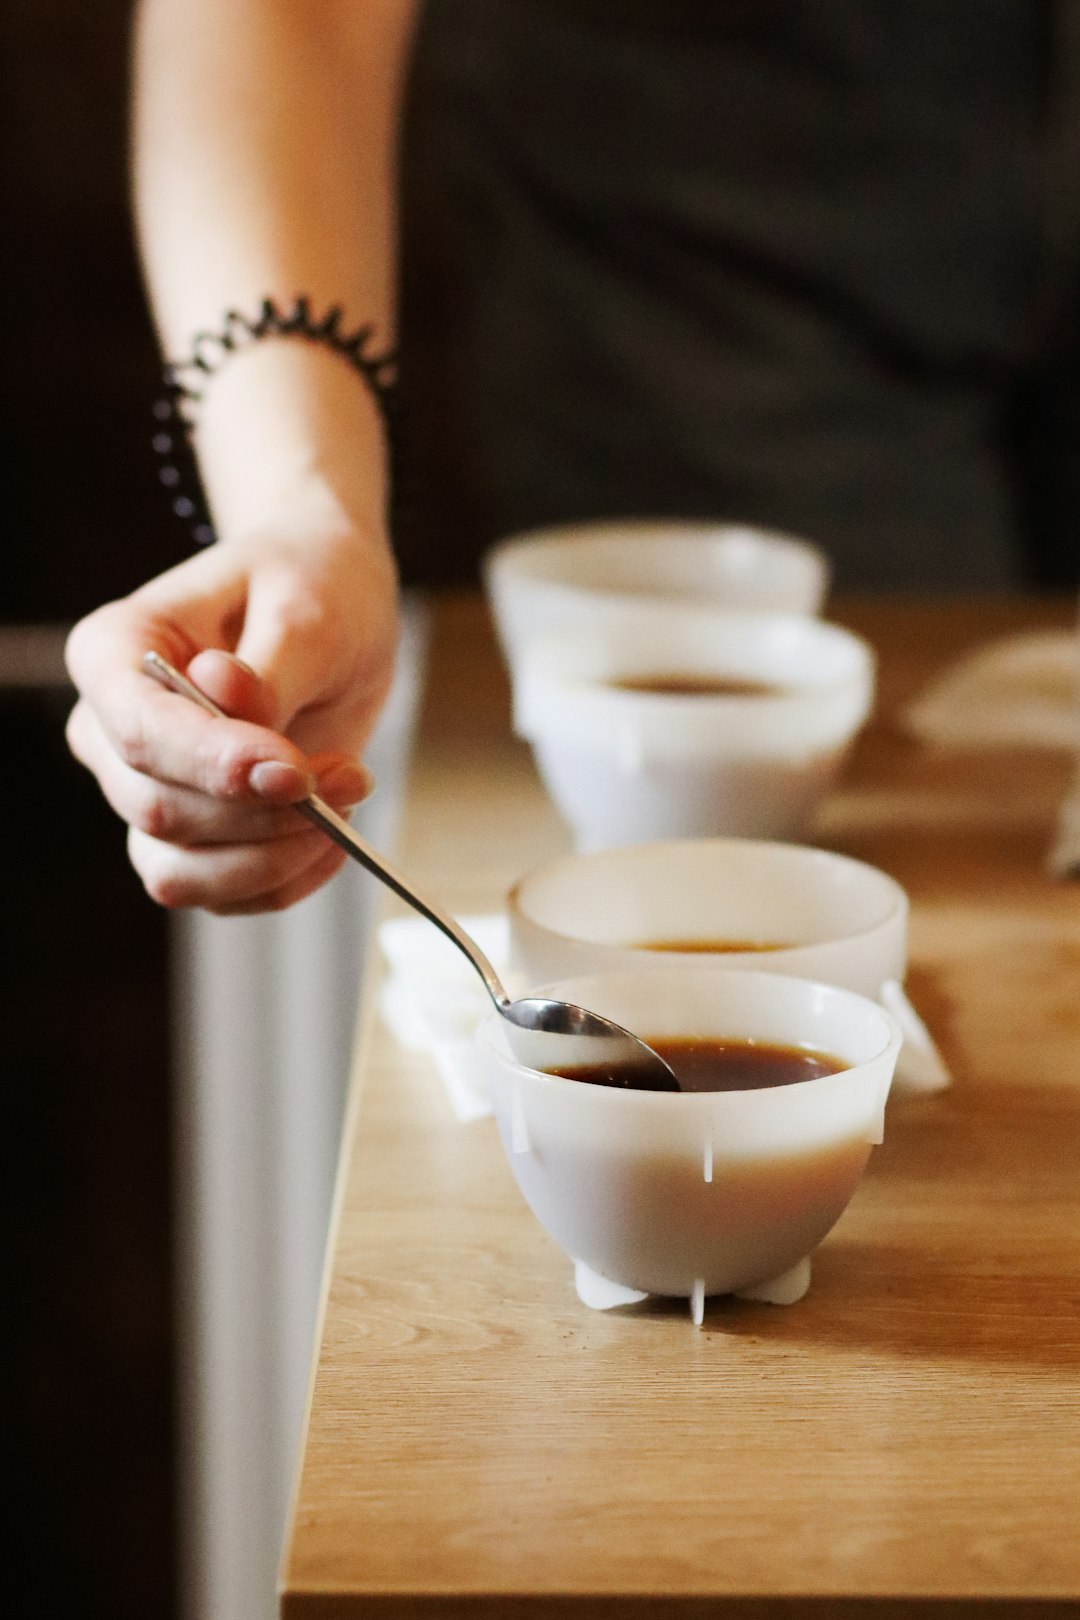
{"left": 904, "top": 628, "right": 1080, "bottom": 877}
{"left": 904, "top": 630, "right": 1079, "bottom": 751}
{"left": 377, "top": 914, "right": 949, "bottom": 1115}
{"left": 378, "top": 914, "right": 513, "bottom": 1119}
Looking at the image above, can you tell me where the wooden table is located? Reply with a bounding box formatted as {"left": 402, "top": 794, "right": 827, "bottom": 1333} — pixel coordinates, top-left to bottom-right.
{"left": 281, "top": 596, "right": 1080, "bottom": 1619}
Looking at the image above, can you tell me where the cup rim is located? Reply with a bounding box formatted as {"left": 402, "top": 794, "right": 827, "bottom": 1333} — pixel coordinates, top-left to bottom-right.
{"left": 478, "top": 967, "right": 903, "bottom": 1099}
{"left": 484, "top": 520, "right": 828, "bottom": 583}
{"left": 517, "top": 609, "right": 872, "bottom": 697}
{"left": 513, "top": 616, "right": 875, "bottom": 764}
{"left": 507, "top": 838, "right": 909, "bottom": 956}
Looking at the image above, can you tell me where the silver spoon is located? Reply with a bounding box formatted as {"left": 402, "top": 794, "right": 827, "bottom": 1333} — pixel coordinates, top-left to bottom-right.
{"left": 143, "top": 651, "right": 679, "bottom": 1091}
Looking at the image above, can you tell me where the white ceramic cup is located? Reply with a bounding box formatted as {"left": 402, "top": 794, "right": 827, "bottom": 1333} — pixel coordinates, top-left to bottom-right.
{"left": 508, "top": 838, "right": 908, "bottom": 1000}
{"left": 512, "top": 607, "right": 875, "bottom": 849}
{"left": 477, "top": 967, "right": 900, "bottom": 1305}
{"left": 484, "top": 520, "right": 830, "bottom": 661}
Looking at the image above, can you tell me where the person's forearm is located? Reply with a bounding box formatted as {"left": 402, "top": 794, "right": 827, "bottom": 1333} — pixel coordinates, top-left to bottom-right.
{"left": 132, "top": 0, "right": 419, "bottom": 544}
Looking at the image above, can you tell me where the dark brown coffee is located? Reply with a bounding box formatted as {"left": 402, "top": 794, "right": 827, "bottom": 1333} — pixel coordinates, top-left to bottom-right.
{"left": 548, "top": 1035, "right": 848, "bottom": 1093}
{"left": 636, "top": 938, "right": 792, "bottom": 954}
{"left": 607, "top": 674, "right": 789, "bottom": 698}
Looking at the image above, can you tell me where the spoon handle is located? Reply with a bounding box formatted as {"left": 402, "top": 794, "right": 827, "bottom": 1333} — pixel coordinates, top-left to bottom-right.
{"left": 141, "top": 651, "right": 512, "bottom": 1011}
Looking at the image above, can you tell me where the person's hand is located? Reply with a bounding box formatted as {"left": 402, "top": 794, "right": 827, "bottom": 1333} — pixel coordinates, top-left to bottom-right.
{"left": 65, "top": 525, "right": 398, "bottom": 914}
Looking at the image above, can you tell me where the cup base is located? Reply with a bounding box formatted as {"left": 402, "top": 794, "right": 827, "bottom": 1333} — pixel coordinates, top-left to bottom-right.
{"left": 732, "top": 1253, "right": 812, "bottom": 1306}
{"left": 572, "top": 1254, "right": 813, "bottom": 1325}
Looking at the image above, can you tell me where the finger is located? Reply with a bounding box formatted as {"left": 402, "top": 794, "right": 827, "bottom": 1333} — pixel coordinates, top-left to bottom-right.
{"left": 183, "top": 647, "right": 277, "bottom": 727}
{"left": 70, "top": 696, "right": 262, "bottom": 843}
{"left": 66, "top": 586, "right": 202, "bottom": 698}
{"left": 308, "top": 754, "right": 374, "bottom": 803}
{"left": 66, "top": 596, "right": 315, "bottom": 800}
{"left": 172, "top": 655, "right": 377, "bottom": 809}
{"left": 68, "top": 697, "right": 290, "bottom": 842}
{"left": 128, "top": 821, "right": 339, "bottom": 910}
{"left": 68, "top": 701, "right": 370, "bottom": 845}
{"left": 232, "top": 566, "right": 338, "bottom": 730}
{"left": 207, "top": 845, "right": 349, "bottom": 916}
{"left": 189, "top": 648, "right": 383, "bottom": 777}
{"left": 135, "top": 677, "right": 310, "bottom": 801}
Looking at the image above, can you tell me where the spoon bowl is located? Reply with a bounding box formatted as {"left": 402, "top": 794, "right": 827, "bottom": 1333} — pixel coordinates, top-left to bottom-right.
{"left": 142, "top": 652, "right": 679, "bottom": 1091}
{"left": 498, "top": 995, "right": 680, "bottom": 1090}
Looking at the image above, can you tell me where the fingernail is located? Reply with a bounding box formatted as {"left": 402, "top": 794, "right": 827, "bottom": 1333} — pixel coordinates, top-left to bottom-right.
{"left": 249, "top": 761, "right": 312, "bottom": 801}
{"left": 318, "top": 763, "right": 373, "bottom": 805}
{"left": 226, "top": 654, "right": 257, "bottom": 678}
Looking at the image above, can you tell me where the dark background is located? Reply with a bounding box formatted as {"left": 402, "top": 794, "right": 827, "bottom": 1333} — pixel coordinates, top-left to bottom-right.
{"left": 4, "top": 4, "right": 181, "bottom": 1618}
{"left": 0, "top": 10, "right": 474, "bottom": 1614}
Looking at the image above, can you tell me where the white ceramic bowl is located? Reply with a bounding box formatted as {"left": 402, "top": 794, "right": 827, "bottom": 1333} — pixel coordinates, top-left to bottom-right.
{"left": 512, "top": 607, "right": 875, "bottom": 849}
{"left": 478, "top": 968, "right": 900, "bottom": 1306}
{"left": 508, "top": 838, "right": 908, "bottom": 1000}
{"left": 484, "top": 520, "right": 829, "bottom": 660}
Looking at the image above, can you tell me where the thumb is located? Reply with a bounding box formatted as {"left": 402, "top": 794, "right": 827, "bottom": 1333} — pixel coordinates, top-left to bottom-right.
{"left": 184, "top": 648, "right": 276, "bottom": 726}
{"left": 232, "top": 568, "right": 332, "bottom": 732}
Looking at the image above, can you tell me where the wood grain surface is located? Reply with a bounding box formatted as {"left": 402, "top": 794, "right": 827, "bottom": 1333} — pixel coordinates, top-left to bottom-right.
{"left": 281, "top": 595, "right": 1080, "bottom": 1619}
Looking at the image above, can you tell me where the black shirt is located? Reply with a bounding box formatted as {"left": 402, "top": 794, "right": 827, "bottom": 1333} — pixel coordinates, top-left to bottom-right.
{"left": 397, "top": 1, "right": 1080, "bottom": 589}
